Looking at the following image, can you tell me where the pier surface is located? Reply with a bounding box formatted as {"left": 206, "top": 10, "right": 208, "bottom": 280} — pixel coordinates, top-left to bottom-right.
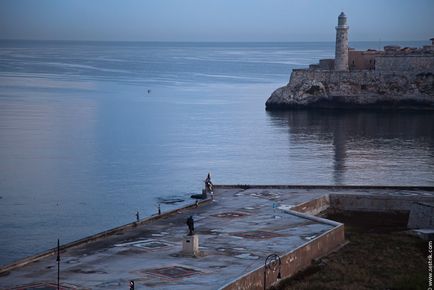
{"left": 1, "top": 186, "right": 433, "bottom": 289}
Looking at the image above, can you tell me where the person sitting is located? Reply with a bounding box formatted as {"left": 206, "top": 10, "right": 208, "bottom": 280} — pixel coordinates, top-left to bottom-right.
{"left": 191, "top": 173, "right": 213, "bottom": 200}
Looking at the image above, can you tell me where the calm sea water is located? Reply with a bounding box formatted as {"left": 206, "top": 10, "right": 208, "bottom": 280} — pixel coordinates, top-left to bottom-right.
{"left": 0, "top": 41, "right": 433, "bottom": 265}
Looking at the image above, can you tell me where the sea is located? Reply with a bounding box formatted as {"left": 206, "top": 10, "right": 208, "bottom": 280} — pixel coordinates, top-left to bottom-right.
{"left": 0, "top": 40, "right": 433, "bottom": 265}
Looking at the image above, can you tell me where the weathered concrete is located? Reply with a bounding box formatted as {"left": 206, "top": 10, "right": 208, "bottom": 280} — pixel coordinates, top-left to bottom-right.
{"left": 408, "top": 202, "right": 434, "bottom": 229}
{"left": 1, "top": 185, "right": 433, "bottom": 290}
{"left": 0, "top": 197, "right": 213, "bottom": 275}
{"left": 376, "top": 56, "right": 434, "bottom": 72}
{"left": 329, "top": 193, "right": 434, "bottom": 214}
{"left": 221, "top": 225, "right": 344, "bottom": 290}
{"left": 0, "top": 187, "right": 343, "bottom": 290}
{"left": 410, "top": 229, "right": 434, "bottom": 240}
{"left": 290, "top": 195, "right": 330, "bottom": 216}
{"left": 182, "top": 234, "right": 200, "bottom": 256}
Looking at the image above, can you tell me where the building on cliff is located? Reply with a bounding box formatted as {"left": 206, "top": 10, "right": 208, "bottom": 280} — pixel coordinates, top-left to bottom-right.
{"left": 265, "top": 12, "right": 434, "bottom": 110}
{"left": 309, "top": 13, "right": 434, "bottom": 72}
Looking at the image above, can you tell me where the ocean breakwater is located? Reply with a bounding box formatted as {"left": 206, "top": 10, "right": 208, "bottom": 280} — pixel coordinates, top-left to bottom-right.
{"left": 265, "top": 69, "right": 434, "bottom": 110}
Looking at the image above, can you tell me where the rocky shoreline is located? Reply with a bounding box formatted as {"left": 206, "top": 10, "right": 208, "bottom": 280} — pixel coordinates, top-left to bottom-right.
{"left": 265, "top": 70, "right": 434, "bottom": 110}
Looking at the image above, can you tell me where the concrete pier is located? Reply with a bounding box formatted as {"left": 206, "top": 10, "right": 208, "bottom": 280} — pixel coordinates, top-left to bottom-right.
{"left": 1, "top": 185, "right": 433, "bottom": 289}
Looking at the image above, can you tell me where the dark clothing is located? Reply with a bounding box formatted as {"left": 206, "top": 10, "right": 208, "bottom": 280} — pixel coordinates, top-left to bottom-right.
{"left": 186, "top": 216, "right": 194, "bottom": 235}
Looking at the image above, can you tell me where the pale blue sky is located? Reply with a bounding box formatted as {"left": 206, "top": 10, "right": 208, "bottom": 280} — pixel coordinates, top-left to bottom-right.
{"left": 0, "top": 0, "right": 433, "bottom": 41}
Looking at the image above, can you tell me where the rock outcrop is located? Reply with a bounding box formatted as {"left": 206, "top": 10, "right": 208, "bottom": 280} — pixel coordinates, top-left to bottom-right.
{"left": 266, "top": 70, "right": 434, "bottom": 110}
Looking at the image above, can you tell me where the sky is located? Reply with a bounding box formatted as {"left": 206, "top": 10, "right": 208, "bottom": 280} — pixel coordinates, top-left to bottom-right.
{"left": 0, "top": 0, "right": 433, "bottom": 42}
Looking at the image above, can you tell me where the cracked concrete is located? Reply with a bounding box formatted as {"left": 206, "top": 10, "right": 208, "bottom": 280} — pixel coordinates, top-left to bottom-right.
{"left": 1, "top": 186, "right": 433, "bottom": 290}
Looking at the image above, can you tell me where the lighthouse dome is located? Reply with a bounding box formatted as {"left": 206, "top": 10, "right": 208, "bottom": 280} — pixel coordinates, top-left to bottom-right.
{"left": 338, "top": 12, "right": 347, "bottom": 26}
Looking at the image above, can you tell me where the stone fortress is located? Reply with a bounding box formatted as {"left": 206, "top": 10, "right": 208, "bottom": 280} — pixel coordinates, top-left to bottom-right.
{"left": 266, "top": 12, "right": 434, "bottom": 110}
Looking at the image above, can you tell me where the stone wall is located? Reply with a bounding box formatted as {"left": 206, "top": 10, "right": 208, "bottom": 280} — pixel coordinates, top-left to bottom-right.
{"left": 266, "top": 54, "right": 434, "bottom": 110}
{"left": 265, "top": 68, "right": 434, "bottom": 107}
{"left": 329, "top": 194, "right": 434, "bottom": 214}
{"left": 407, "top": 202, "right": 434, "bottom": 229}
{"left": 319, "top": 59, "right": 335, "bottom": 70}
{"left": 220, "top": 224, "right": 345, "bottom": 290}
{"left": 348, "top": 50, "right": 380, "bottom": 70}
{"left": 213, "top": 185, "right": 434, "bottom": 289}
{"left": 376, "top": 56, "right": 434, "bottom": 72}
{"left": 289, "top": 69, "right": 422, "bottom": 88}
{"left": 291, "top": 195, "right": 330, "bottom": 215}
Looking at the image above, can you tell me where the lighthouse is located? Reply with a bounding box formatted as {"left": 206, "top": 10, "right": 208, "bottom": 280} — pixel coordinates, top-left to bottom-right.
{"left": 335, "top": 12, "right": 349, "bottom": 71}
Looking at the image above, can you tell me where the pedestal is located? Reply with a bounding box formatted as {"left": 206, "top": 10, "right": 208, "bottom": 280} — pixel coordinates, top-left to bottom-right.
{"left": 182, "top": 234, "right": 199, "bottom": 256}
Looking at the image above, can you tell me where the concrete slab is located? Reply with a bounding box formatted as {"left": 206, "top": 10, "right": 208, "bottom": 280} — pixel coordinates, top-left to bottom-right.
{"left": 0, "top": 188, "right": 336, "bottom": 289}
{"left": 1, "top": 185, "right": 433, "bottom": 289}
{"left": 410, "top": 229, "right": 434, "bottom": 240}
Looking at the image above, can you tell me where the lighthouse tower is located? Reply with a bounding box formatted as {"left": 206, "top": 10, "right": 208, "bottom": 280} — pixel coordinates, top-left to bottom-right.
{"left": 335, "top": 12, "right": 349, "bottom": 71}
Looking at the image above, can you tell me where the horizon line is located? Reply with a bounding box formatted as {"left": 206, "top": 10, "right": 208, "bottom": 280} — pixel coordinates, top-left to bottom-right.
{"left": 0, "top": 38, "right": 430, "bottom": 44}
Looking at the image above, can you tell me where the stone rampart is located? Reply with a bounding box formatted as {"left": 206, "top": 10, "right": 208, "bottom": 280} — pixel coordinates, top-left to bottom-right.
{"left": 376, "top": 56, "right": 434, "bottom": 72}
{"left": 289, "top": 69, "right": 432, "bottom": 89}
{"left": 266, "top": 67, "right": 434, "bottom": 109}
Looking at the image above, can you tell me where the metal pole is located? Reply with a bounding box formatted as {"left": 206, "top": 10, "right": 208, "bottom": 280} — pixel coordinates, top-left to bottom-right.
{"left": 264, "top": 254, "right": 281, "bottom": 290}
{"left": 263, "top": 265, "right": 267, "bottom": 290}
{"left": 57, "top": 239, "right": 60, "bottom": 290}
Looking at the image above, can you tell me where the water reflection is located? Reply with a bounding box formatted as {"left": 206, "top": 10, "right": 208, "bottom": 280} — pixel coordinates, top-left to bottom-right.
{"left": 332, "top": 123, "right": 346, "bottom": 184}
{"left": 267, "top": 110, "right": 434, "bottom": 185}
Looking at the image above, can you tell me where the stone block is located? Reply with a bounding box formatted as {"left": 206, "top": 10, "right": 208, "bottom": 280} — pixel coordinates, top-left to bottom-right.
{"left": 182, "top": 234, "right": 199, "bottom": 256}
{"left": 408, "top": 202, "right": 434, "bottom": 229}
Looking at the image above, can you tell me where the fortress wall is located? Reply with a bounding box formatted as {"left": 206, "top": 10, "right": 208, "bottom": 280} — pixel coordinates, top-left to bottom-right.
{"left": 289, "top": 69, "right": 380, "bottom": 87}
{"left": 291, "top": 56, "right": 434, "bottom": 87}
{"left": 349, "top": 50, "right": 379, "bottom": 70}
{"left": 375, "top": 56, "right": 434, "bottom": 73}
{"left": 288, "top": 68, "right": 434, "bottom": 97}
{"left": 220, "top": 223, "right": 345, "bottom": 290}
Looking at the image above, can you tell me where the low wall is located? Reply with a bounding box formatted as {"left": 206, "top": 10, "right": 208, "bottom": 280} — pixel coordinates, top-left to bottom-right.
{"left": 286, "top": 69, "right": 434, "bottom": 104}
{"left": 291, "top": 195, "right": 330, "bottom": 215}
{"left": 220, "top": 224, "right": 345, "bottom": 290}
{"left": 289, "top": 69, "right": 378, "bottom": 88}
{"left": 376, "top": 56, "right": 434, "bottom": 73}
{"left": 219, "top": 190, "right": 344, "bottom": 290}
{"left": 329, "top": 194, "right": 434, "bottom": 214}
{"left": 0, "top": 198, "right": 212, "bottom": 275}
{"left": 214, "top": 185, "right": 434, "bottom": 191}
{"left": 217, "top": 185, "right": 434, "bottom": 290}
{"left": 4, "top": 184, "right": 432, "bottom": 287}
{"left": 408, "top": 202, "right": 434, "bottom": 229}
{"left": 290, "top": 56, "right": 434, "bottom": 87}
